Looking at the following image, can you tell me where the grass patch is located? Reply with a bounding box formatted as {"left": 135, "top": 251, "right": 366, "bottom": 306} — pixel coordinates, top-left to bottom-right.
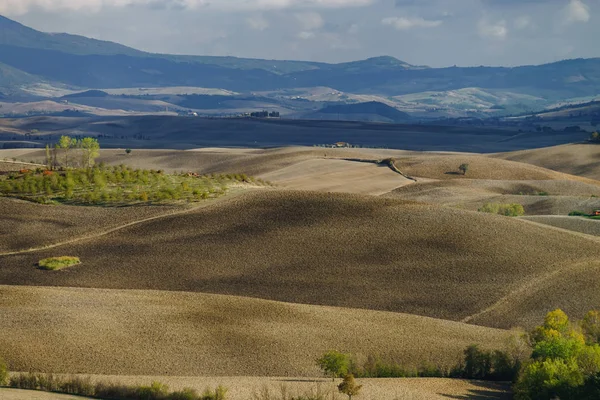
{"left": 0, "top": 165, "right": 264, "bottom": 206}
{"left": 38, "top": 256, "right": 81, "bottom": 271}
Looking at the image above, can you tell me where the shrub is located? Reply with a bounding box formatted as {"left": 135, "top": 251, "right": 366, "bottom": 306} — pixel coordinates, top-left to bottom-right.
{"left": 338, "top": 375, "right": 362, "bottom": 400}
{"left": 38, "top": 256, "right": 81, "bottom": 271}
{"left": 459, "top": 163, "right": 469, "bottom": 175}
{"left": 126, "top": 148, "right": 132, "bottom": 154}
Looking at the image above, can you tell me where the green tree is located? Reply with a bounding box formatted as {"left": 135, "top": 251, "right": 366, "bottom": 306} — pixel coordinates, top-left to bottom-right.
{"left": 459, "top": 163, "right": 469, "bottom": 175}
{"left": 79, "top": 137, "right": 100, "bottom": 168}
{"left": 58, "top": 135, "right": 76, "bottom": 168}
{"left": 126, "top": 148, "right": 132, "bottom": 155}
{"left": 338, "top": 374, "right": 362, "bottom": 400}
{"left": 317, "top": 350, "right": 350, "bottom": 381}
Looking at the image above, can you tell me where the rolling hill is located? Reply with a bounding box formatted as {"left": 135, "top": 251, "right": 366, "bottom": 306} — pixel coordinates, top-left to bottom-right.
{"left": 0, "top": 284, "right": 511, "bottom": 376}
{"left": 2, "top": 189, "right": 600, "bottom": 329}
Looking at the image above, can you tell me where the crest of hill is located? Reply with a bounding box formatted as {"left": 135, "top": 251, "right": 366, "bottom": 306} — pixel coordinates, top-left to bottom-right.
{"left": 62, "top": 90, "right": 110, "bottom": 99}
{"left": 0, "top": 15, "right": 143, "bottom": 56}
{"left": 3, "top": 190, "right": 600, "bottom": 329}
{"left": 494, "top": 144, "right": 600, "bottom": 180}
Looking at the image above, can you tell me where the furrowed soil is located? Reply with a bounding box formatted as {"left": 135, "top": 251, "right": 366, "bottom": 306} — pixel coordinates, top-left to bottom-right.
{"left": 0, "top": 197, "right": 179, "bottom": 253}
{"left": 495, "top": 143, "right": 600, "bottom": 179}
{"left": 0, "top": 285, "right": 511, "bottom": 376}
{"left": 2, "top": 190, "right": 600, "bottom": 327}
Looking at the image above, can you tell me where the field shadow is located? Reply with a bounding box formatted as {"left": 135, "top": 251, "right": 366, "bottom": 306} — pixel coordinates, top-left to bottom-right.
{"left": 274, "top": 378, "right": 328, "bottom": 383}
{"left": 444, "top": 171, "right": 462, "bottom": 176}
{"left": 439, "top": 381, "right": 512, "bottom": 400}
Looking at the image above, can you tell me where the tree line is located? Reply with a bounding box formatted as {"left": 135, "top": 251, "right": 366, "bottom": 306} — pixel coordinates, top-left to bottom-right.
{"left": 45, "top": 135, "right": 100, "bottom": 170}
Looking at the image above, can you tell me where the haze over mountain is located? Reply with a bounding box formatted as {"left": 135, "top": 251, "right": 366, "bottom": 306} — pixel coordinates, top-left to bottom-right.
{"left": 0, "top": 14, "right": 599, "bottom": 119}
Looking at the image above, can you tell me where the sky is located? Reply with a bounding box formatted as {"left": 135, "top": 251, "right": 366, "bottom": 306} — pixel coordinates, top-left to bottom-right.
{"left": 0, "top": 0, "right": 598, "bottom": 67}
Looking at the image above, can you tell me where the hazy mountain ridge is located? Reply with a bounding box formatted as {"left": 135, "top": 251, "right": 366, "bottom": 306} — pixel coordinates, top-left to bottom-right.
{"left": 1, "top": 14, "right": 600, "bottom": 119}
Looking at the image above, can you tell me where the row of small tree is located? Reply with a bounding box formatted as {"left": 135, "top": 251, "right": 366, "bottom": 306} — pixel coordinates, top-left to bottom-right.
{"left": 45, "top": 136, "right": 100, "bottom": 170}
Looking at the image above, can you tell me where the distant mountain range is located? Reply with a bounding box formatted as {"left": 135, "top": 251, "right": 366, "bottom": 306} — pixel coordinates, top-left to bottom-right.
{"left": 0, "top": 14, "right": 599, "bottom": 119}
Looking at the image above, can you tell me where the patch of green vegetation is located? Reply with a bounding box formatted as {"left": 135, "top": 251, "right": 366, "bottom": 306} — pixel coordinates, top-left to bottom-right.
{"left": 514, "top": 309, "right": 600, "bottom": 399}
{"left": 317, "top": 345, "right": 523, "bottom": 382}
{"left": 8, "top": 373, "right": 227, "bottom": 400}
{"left": 479, "top": 203, "right": 525, "bottom": 217}
{"left": 569, "top": 211, "right": 600, "bottom": 219}
{"left": 570, "top": 211, "right": 589, "bottom": 217}
{"left": 38, "top": 256, "right": 81, "bottom": 271}
{"left": 0, "top": 165, "right": 263, "bottom": 206}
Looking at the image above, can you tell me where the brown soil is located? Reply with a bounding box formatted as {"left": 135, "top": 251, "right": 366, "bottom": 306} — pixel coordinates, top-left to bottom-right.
{"left": 2, "top": 190, "right": 600, "bottom": 327}
{"left": 0, "top": 197, "right": 179, "bottom": 253}
{"left": 495, "top": 143, "right": 600, "bottom": 179}
{"left": 0, "top": 285, "right": 510, "bottom": 376}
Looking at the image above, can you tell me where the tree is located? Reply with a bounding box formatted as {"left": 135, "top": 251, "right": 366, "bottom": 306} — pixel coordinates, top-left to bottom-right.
{"left": 316, "top": 350, "right": 350, "bottom": 381}
{"left": 58, "top": 135, "right": 77, "bottom": 168}
{"left": 459, "top": 163, "right": 469, "bottom": 175}
{"left": 591, "top": 132, "right": 600, "bottom": 143}
{"left": 45, "top": 144, "right": 52, "bottom": 170}
{"left": 338, "top": 374, "right": 362, "bottom": 400}
{"left": 79, "top": 137, "right": 100, "bottom": 168}
{"left": 126, "top": 148, "right": 132, "bottom": 155}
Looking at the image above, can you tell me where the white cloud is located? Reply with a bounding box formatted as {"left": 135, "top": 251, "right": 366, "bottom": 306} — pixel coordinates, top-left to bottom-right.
{"left": 381, "top": 16, "right": 442, "bottom": 30}
{"left": 514, "top": 15, "right": 531, "bottom": 30}
{"left": 295, "top": 12, "right": 324, "bottom": 30}
{"left": 246, "top": 14, "right": 269, "bottom": 30}
{"left": 0, "top": 0, "right": 374, "bottom": 15}
{"left": 297, "top": 31, "right": 316, "bottom": 39}
{"left": 564, "top": 0, "right": 590, "bottom": 24}
{"left": 478, "top": 19, "right": 507, "bottom": 40}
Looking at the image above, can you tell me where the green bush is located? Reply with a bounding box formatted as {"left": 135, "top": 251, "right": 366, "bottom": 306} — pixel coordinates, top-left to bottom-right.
{"left": 38, "top": 256, "right": 81, "bottom": 271}
{"left": 316, "top": 350, "right": 350, "bottom": 380}
{"left": 479, "top": 203, "right": 525, "bottom": 217}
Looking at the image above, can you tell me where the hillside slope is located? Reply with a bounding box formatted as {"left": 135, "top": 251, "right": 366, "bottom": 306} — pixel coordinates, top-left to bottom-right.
{"left": 2, "top": 190, "right": 600, "bottom": 327}
{"left": 495, "top": 144, "right": 600, "bottom": 179}
{"left": 0, "top": 285, "right": 511, "bottom": 376}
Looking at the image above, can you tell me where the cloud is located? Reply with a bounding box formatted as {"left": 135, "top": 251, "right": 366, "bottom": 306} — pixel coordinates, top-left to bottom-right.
{"left": 564, "top": 0, "right": 590, "bottom": 24}
{"left": 0, "top": 0, "right": 374, "bottom": 15}
{"left": 478, "top": 18, "right": 508, "bottom": 39}
{"left": 297, "top": 31, "right": 316, "bottom": 39}
{"left": 246, "top": 14, "right": 269, "bottom": 30}
{"left": 382, "top": 16, "right": 442, "bottom": 30}
{"left": 295, "top": 11, "right": 324, "bottom": 30}
{"left": 514, "top": 15, "right": 531, "bottom": 30}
